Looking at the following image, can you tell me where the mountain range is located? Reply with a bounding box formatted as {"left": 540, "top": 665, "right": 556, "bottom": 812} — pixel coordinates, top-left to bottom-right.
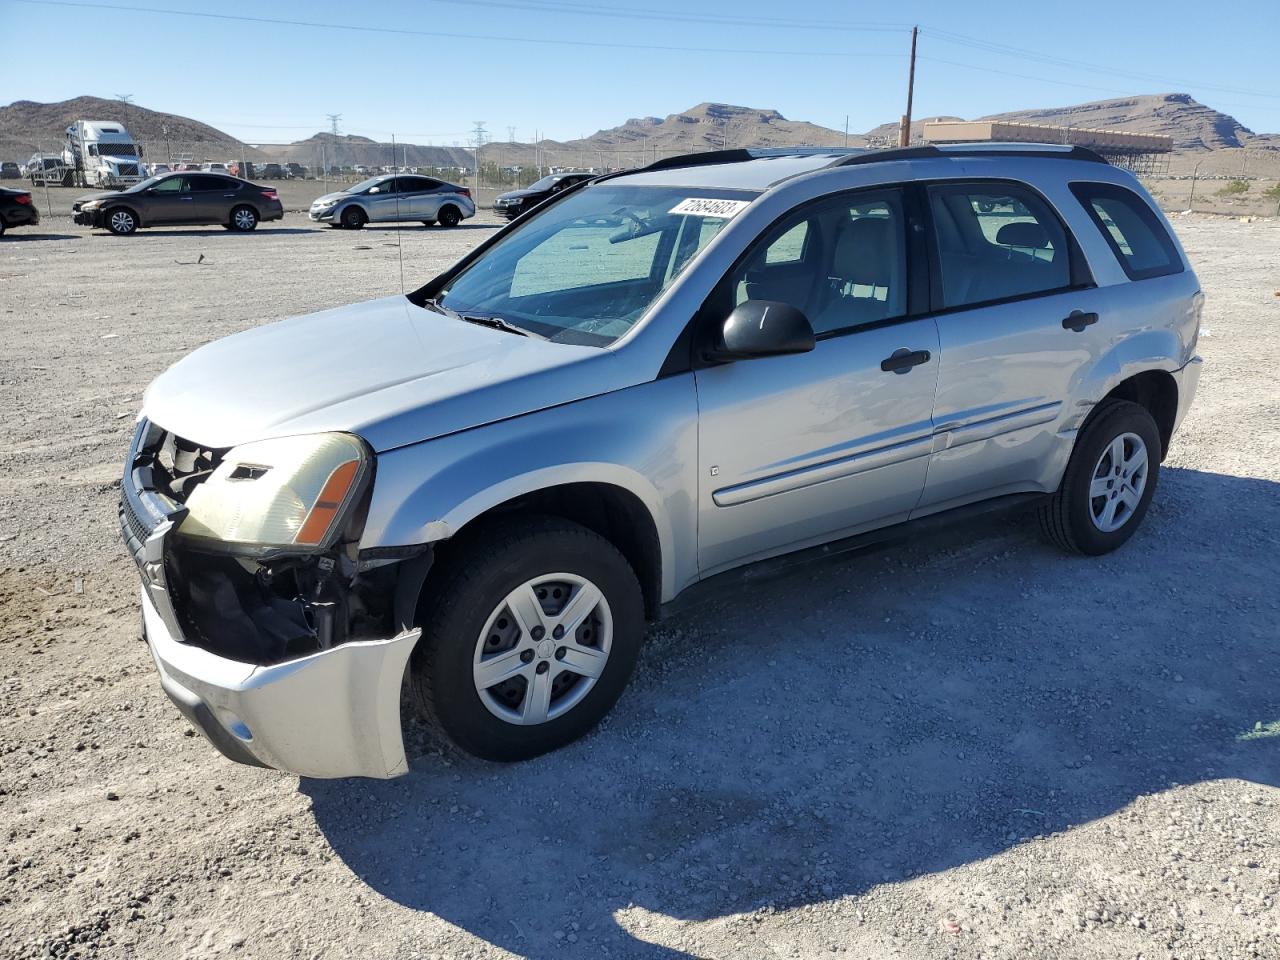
{"left": 2, "top": 93, "right": 1276, "bottom": 175}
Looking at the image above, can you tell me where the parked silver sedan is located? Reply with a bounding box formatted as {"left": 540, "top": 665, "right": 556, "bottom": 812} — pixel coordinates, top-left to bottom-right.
{"left": 124, "top": 144, "right": 1202, "bottom": 778}
{"left": 309, "top": 173, "right": 475, "bottom": 228}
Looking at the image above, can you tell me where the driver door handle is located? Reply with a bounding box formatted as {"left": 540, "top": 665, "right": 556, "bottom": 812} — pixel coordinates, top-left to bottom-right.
{"left": 880, "top": 348, "right": 932, "bottom": 374}
{"left": 1062, "top": 310, "right": 1099, "bottom": 332}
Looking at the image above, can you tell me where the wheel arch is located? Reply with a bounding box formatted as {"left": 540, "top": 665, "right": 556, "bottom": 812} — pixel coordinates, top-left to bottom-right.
{"left": 1096, "top": 369, "right": 1179, "bottom": 461}
{"left": 423, "top": 478, "right": 665, "bottom": 620}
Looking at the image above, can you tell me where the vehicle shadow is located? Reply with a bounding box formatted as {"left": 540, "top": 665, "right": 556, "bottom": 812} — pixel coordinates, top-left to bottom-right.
{"left": 2, "top": 232, "right": 79, "bottom": 241}
{"left": 302, "top": 466, "right": 1280, "bottom": 958}
{"left": 83, "top": 227, "right": 321, "bottom": 237}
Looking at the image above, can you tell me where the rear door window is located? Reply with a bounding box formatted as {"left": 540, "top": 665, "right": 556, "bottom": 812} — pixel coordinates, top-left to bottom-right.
{"left": 927, "top": 182, "right": 1076, "bottom": 310}
{"left": 189, "top": 175, "right": 231, "bottom": 192}
{"left": 1069, "top": 182, "right": 1183, "bottom": 280}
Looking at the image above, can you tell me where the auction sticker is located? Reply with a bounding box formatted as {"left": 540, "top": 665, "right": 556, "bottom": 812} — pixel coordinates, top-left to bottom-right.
{"left": 669, "top": 197, "right": 751, "bottom": 218}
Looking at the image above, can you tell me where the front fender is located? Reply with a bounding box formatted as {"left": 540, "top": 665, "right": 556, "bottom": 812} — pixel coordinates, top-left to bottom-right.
{"left": 359, "top": 376, "right": 700, "bottom": 602}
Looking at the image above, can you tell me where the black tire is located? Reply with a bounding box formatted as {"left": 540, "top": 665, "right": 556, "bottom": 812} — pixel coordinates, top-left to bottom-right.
{"left": 105, "top": 207, "right": 138, "bottom": 235}
{"left": 341, "top": 205, "right": 366, "bottom": 230}
{"left": 421, "top": 219, "right": 436, "bottom": 227}
{"left": 437, "top": 204, "right": 461, "bottom": 228}
{"left": 411, "top": 515, "right": 644, "bottom": 762}
{"left": 0, "top": 220, "right": 6, "bottom": 237}
{"left": 1038, "top": 399, "right": 1161, "bottom": 555}
{"left": 228, "top": 205, "right": 258, "bottom": 232}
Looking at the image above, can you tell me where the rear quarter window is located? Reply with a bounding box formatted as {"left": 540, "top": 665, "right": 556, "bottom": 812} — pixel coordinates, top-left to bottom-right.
{"left": 1069, "top": 182, "right": 1183, "bottom": 281}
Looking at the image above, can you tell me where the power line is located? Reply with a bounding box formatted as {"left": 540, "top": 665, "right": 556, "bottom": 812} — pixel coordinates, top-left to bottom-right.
{"left": 12, "top": 0, "right": 910, "bottom": 60}
{"left": 919, "top": 27, "right": 1280, "bottom": 103}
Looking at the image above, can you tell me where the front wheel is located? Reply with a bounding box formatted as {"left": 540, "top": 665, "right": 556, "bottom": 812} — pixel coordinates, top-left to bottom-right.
{"left": 106, "top": 207, "right": 138, "bottom": 235}
{"left": 411, "top": 516, "right": 644, "bottom": 761}
{"left": 341, "top": 205, "right": 366, "bottom": 230}
{"left": 229, "top": 205, "right": 258, "bottom": 232}
{"left": 1038, "top": 399, "right": 1161, "bottom": 555}
{"left": 437, "top": 204, "right": 461, "bottom": 228}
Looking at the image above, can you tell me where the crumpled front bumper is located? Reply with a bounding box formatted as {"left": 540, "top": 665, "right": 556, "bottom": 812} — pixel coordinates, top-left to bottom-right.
{"left": 142, "top": 587, "right": 421, "bottom": 779}
{"left": 122, "top": 421, "right": 422, "bottom": 779}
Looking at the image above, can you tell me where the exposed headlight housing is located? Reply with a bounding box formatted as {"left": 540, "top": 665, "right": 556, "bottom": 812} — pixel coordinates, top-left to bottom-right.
{"left": 178, "top": 432, "right": 369, "bottom": 554}
{"left": 80, "top": 200, "right": 104, "bottom": 210}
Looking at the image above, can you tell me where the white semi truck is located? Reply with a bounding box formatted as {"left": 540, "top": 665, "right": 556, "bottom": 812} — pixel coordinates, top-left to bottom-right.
{"left": 62, "top": 120, "right": 146, "bottom": 188}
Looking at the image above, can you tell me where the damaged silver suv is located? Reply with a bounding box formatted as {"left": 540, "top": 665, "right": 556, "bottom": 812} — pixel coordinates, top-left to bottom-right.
{"left": 122, "top": 145, "right": 1202, "bottom": 778}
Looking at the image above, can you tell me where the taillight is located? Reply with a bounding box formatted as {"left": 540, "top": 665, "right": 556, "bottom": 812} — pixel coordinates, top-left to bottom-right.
{"left": 15, "top": 194, "right": 32, "bottom": 205}
{"left": 459, "top": 188, "right": 471, "bottom": 198}
{"left": 261, "top": 189, "right": 278, "bottom": 200}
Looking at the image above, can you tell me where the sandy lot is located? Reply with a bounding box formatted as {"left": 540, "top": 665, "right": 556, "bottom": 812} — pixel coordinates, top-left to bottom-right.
{"left": 1, "top": 212, "right": 1278, "bottom": 960}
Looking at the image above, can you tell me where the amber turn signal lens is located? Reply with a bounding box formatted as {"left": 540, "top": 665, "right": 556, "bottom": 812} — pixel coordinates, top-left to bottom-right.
{"left": 293, "top": 459, "right": 360, "bottom": 546}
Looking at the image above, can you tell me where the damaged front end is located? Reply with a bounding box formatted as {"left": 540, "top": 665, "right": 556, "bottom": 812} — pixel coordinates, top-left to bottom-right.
{"left": 121, "top": 419, "right": 429, "bottom": 779}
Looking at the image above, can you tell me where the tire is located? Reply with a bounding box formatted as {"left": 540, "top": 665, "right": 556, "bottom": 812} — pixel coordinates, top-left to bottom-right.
{"left": 1037, "top": 399, "right": 1161, "bottom": 555}
{"left": 437, "top": 204, "right": 461, "bottom": 228}
{"left": 0, "top": 220, "right": 6, "bottom": 237}
{"left": 421, "top": 219, "right": 436, "bottom": 227}
{"left": 229, "top": 205, "right": 258, "bottom": 232}
{"left": 340, "top": 205, "right": 366, "bottom": 230}
{"left": 411, "top": 515, "right": 644, "bottom": 762}
{"left": 106, "top": 207, "right": 138, "bottom": 235}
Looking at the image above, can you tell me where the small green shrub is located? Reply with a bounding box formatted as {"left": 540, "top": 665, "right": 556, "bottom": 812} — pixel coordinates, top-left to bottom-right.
{"left": 1217, "top": 180, "right": 1249, "bottom": 197}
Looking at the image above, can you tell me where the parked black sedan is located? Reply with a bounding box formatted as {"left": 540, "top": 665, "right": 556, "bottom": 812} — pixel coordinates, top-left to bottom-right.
{"left": 491, "top": 172, "right": 595, "bottom": 220}
{"left": 0, "top": 187, "right": 40, "bottom": 235}
{"left": 72, "top": 172, "right": 284, "bottom": 235}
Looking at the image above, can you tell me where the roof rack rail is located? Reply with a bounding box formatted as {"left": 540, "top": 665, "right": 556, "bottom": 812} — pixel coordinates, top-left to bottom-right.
{"left": 830, "top": 143, "right": 1108, "bottom": 166}
{"left": 643, "top": 148, "right": 757, "bottom": 172}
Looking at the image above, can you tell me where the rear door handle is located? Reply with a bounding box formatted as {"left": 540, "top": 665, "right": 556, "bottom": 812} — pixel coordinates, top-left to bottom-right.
{"left": 1062, "top": 310, "right": 1098, "bottom": 332}
{"left": 880, "top": 348, "right": 932, "bottom": 374}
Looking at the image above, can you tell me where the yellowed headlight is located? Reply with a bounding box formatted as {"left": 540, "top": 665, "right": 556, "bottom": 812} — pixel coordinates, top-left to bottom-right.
{"left": 180, "top": 433, "right": 366, "bottom": 549}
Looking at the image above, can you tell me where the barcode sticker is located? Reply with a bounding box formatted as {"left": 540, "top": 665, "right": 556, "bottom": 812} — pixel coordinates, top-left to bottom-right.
{"left": 669, "top": 198, "right": 751, "bottom": 219}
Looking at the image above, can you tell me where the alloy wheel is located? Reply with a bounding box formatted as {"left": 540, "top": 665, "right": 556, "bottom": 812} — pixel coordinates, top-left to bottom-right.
{"left": 109, "top": 210, "right": 135, "bottom": 234}
{"left": 1089, "top": 432, "right": 1148, "bottom": 532}
{"left": 472, "top": 573, "right": 613, "bottom": 725}
{"left": 233, "top": 208, "right": 256, "bottom": 230}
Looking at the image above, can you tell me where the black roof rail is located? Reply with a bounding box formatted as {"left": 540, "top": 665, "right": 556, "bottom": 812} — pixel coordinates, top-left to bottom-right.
{"left": 642, "top": 148, "right": 758, "bottom": 172}
{"left": 830, "top": 143, "right": 1108, "bottom": 166}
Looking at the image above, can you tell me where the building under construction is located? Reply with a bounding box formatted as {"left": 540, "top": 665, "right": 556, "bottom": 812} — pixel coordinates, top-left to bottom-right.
{"left": 921, "top": 120, "right": 1173, "bottom": 177}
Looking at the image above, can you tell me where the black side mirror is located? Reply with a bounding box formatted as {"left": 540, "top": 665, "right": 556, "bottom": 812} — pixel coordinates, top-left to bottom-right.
{"left": 707, "top": 300, "right": 815, "bottom": 362}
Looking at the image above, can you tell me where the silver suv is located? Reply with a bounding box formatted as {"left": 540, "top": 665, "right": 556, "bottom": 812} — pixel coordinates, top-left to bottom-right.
{"left": 122, "top": 144, "right": 1202, "bottom": 778}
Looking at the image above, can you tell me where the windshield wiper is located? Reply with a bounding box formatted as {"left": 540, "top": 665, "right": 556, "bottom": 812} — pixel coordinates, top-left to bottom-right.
{"left": 421, "top": 298, "right": 546, "bottom": 339}
{"left": 460, "top": 313, "right": 546, "bottom": 339}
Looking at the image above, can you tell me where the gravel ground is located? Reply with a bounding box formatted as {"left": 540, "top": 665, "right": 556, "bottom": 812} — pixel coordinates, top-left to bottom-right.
{"left": 1, "top": 212, "right": 1278, "bottom": 960}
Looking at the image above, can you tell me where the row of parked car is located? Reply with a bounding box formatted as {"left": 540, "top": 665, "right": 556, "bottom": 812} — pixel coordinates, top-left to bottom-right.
{"left": 2, "top": 164, "right": 603, "bottom": 237}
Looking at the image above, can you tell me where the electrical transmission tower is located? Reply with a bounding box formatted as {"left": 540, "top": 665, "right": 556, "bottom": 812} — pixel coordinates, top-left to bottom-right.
{"left": 471, "top": 121, "right": 488, "bottom": 190}
{"left": 327, "top": 114, "right": 342, "bottom": 135}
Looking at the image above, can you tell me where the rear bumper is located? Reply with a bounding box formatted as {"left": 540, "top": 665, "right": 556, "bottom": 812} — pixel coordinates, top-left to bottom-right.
{"left": 2, "top": 206, "right": 39, "bottom": 227}
{"left": 1171, "top": 355, "right": 1203, "bottom": 437}
{"left": 143, "top": 587, "right": 421, "bottom": 779}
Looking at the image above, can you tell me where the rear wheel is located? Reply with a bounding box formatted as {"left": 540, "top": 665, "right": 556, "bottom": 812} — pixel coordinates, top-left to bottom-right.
{"left": 341, "top": 206, "right": 366, "bottom": 230}
{"left": 229, "top": 205, "right": 258, "bottom": 232}
{"left": 1038, "top": 399, "right": 1161, "bottom": 555}
{"left": 437, "top": 204, "right": 461, "bottom": 228}
{"left": 106, "top": 207, "right": 138, "bottom": 235}
{"left": 411, "top": 516, "right": 644, "bottom": 761}
{"left": 0, "top": 220, "right": 6, "bottom": 237}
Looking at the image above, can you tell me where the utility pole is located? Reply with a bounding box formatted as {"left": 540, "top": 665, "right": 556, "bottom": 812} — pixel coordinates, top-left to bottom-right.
{"left": 898, "top": 25, "right": 918, "bottom": 148}
{"left": 471, "top": 120, "right": 487, "bottom": 192}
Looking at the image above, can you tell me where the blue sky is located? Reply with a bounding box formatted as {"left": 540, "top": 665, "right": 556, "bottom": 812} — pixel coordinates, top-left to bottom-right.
{"left": 4, "top": 0, "right": 1277, "bottom": 144}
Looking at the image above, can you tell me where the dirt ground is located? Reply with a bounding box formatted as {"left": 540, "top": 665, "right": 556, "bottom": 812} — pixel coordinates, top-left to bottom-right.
{"left": 1, "top": 211, "right": 1278, "bottom": 960}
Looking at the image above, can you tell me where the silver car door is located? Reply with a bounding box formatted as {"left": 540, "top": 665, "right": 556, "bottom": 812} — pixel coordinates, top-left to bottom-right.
{"left": 914, "top": 180, "right": 1110, "bottom": 515}
{"left": 693, "top": 188, "right": 940, "bottom": 576}
{"left": 365, "top": 177, "right": 400, "bottom": 222}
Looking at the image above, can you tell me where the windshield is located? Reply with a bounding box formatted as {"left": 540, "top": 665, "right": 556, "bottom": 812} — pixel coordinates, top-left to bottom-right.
{"left": 432, "top": 184, "right": 756, "bottom": 346}
{"left": 527, "top": 175, "right": 565, "bottom": 191}
{"left": 128, "top": 175, "right": 170, "bottom": 191}
{"left": 348, "top": 176, "right": 390, "bottom": 194}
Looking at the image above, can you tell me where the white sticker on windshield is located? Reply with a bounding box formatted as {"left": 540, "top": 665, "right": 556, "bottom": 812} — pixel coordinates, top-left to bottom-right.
{"left": 669, "top": 197, "right": 750, "bottom": 219}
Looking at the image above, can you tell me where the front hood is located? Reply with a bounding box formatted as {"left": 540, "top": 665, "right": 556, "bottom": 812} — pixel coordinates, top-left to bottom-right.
{"left": 142, "top": 296, "right": 624, "bottom": 452}
{"left": 73, "top": 190, "right": 120, "bottom": 205}
{"left": 311, "top": 191, "right": 351, "bottom": 205}
{"left": 496, "top": 189, "right": 541, "bottom": 202}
